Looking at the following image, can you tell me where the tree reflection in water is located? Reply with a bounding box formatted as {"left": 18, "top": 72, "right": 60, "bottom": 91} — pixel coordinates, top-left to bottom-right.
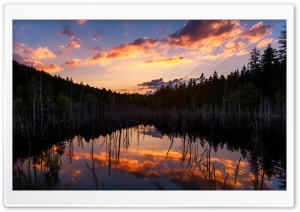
{"left": 13, "top": 117, "right": 286, "bottom": 190}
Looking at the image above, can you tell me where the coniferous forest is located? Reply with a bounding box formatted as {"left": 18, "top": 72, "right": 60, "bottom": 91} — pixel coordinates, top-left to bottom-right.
{"left": 13, "top": 27, "right": 287, "bottom": 190}
{"left": 13, "top": 29, "right": 286, "bottom": 138}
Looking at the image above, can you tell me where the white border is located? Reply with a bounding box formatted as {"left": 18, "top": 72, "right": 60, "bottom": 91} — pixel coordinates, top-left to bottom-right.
{"left": 3, "top": 3, "right": 294, "bottom": 207}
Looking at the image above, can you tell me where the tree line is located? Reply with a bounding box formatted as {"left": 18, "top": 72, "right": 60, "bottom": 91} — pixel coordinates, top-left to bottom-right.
{"left": 13, "top": 28, "right": 286, "bottom": 139}
{"left": 153, "top": 29, "right": 286, "bottom": 115}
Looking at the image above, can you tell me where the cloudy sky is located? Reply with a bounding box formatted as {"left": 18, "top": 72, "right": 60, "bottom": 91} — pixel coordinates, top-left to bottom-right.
{"left": 13, "top": 20, "right": 286, "bottom": 94}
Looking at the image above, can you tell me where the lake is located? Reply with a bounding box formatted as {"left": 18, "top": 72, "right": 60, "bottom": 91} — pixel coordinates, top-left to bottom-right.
{"left": 13, "top": 118, "right": 286, "bottom": 190}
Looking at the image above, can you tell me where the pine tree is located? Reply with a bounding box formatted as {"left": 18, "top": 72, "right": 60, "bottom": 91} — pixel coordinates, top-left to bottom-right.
{"left": 248, "top": 47, "right": 261, "bottom": 75}
{"left": 261, "top": 44, "right": 276, "bottom": 94}
{"left": 278, "top": 27, "right": 286, "bottom": 64}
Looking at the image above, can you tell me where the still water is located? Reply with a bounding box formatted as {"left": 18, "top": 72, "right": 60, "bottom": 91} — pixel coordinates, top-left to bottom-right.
{"left": 13, "top": 124, "right": 286, "bottom": 190}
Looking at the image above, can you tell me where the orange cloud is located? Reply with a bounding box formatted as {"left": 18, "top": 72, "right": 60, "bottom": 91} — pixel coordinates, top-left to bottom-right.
{"left": 63, "top": 58, "right": 83, "bottom": 67}
{"left": 83, "top": 21, "right": 246, "bottom": 67}
{"left": 107, "top": 37, "right": 158, "bottom": 59}
{"left": 70, "top": 150, "right": 161, "bottom": 180}
{"left": 223, "top": 41, "right": 246, "bottom": 51}
{"left": 236, "top": 49, "right": 249, "bottom": 56}
{"left": 242, "top": 21, "right": 273, "bottom": 43}
{"left": 114, "top": 158, "right": 160, "bottom": 179}
{"left": 84, "top": 52, "right": 108, "bottom": 65}
{"left": 85, "top": 37, "right": 159, "bottom": 65}
{"left": 210, "top": 157, "right": 248, "bottom": 177}
{"left": 198, "top": 41, "right": 214, "bottom": 54}
{"left": 34, "top": 62, "right": 61, "bottom": 73}
{"left": 76, "top": 20, "right": 87, "bottom": 25}
{"left": 106, "top": 44, "right": 144, "bottom": 59}
{"left": 58, "top": 25, "right": 82, "bottom": 49}
{"left": 143, "top": 57, "right": 190, "bottom": 66}
{"left": 221, "top": 41, "right": 248, "bottom": 57}
{"left": 77, "top": 146, "right": 246, "bottom": 189}
{"left": 19, "top": 46, "right": 56, "bottom": 60}
{"left": 199, "top": 42, "right": 249, "bottom": 60}
{"left": 60, "top": 36, "right": 82, "bottom": 49}
{"left": 257, "top": 38, "right": 274, "bottom": 48}
{"left": 14, "top": 136, "right": 275, "bottom": 190}
{"left": 13, "top": 53, "right": 61, "bottom": 73}
{"left": 142, "top": 150, "right": 182, "bottom": 160}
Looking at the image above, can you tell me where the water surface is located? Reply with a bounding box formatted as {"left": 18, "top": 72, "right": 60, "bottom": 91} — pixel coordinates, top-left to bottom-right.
{"left": 13, "top": 123, "right": 286, "bottom": 190}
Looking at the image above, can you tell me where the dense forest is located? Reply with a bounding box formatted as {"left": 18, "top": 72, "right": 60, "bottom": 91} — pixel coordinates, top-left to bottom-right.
{"left": 13, "top": 28, "right": 286, "bottom": 141}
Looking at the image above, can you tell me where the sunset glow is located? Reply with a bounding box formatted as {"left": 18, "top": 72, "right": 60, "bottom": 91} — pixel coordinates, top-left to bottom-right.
{"left": 13, "top": 20, "right": 285, "bottom": 94}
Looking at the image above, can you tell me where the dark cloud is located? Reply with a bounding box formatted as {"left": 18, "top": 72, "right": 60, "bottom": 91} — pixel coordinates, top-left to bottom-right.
{"left": 59, "top": 25, "right": 76, "bottom": 37}
{"left": 170, "top": 78, "right": 184, "bottom": 84}
{"left": 139, "top": 128, "right": 163, "bottom": 139}
{"left": 89, "top": 52, "right": 106, "bottom": 60}
{"left": 130, "top": 38, "right": 158, "bottom": 46}
{"left": 145, "top": 90, "right": 153, "bottom": 95}
{"left": 168, "top": 20, "right": 240, "bottom": 47}
{"left": 137, "top": 76, "right": 207, "bottom": 92}
{"left": 90, "top": 46, "right": 103, "bottom": 52}
{"left": 242, "top": 21, "right": 273, "bottom": 43}
{"left": 107, "top": 52, "right": 121, "bottom": 59}
{"left": 54, "top": 51, "right": 63, "bottom": 56}
{"left": 243, "top": 22, "right": 273, "bottom": 37}
{"left": 92, "top": 29, "right": 105, "bottom": 41}
{"left": 137, "top": 78, "right": 186, "bottom": 90}
{"left": 137, "top": 78, "right": 164, "bottom": 89}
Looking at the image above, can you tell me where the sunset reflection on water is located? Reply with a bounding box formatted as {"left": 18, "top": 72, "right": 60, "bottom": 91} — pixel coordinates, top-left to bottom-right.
{"left": 13, "top": 125, "right": 281, "bottom": 190}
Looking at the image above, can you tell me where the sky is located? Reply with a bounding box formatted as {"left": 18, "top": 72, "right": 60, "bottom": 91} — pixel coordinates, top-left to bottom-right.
{"left": 13, "top": 20, "right": 286, "bottom": 94}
